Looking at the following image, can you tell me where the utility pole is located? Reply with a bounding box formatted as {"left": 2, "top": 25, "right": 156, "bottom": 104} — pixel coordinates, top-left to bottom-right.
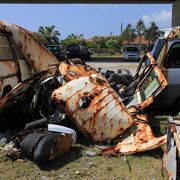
{"left": 121, "top": 22, "right": 123, "bottom": 36}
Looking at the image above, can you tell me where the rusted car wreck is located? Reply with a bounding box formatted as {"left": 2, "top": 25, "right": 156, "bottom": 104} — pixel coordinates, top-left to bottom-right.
{"left": 0, "top": 21, "right": 168, "bottom": 164}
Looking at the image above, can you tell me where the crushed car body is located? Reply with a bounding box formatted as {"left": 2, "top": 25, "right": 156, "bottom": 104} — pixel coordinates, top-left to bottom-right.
{"left": 0, "top": 21, "right": 169, "bottom": 164}
{"left": 0, "top": 21, "right": 75, "bottom": 164}
{"left": 52, "top": 52, "right": 168, "bottom": 154}
{"left": 0, "top": 20, "right": 58, "bottom": 99}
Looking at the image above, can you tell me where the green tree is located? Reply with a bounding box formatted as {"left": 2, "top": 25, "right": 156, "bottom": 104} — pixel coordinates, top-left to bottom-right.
{"left": 136, "top": 19, "right": 146, "bottom": 45}
{"left": 38, "top": 25, "right": 60, "bottom": 45}
{"left": 86, "top": 40, "right": 97, "bottom": 48}
{"left": 92, "top": 36, "right": 107, "bottom": 48}
{"left": 122, "top": 24, "right": 136, "bottom": 44}
{"left": 145, "top": 22, "right": 159, "bottom": 44}
{"left": 105, "top": 37, "right": 122, "bottom": 50}
{"left": 62, "top": 33, "right": 86, "bottom": 46}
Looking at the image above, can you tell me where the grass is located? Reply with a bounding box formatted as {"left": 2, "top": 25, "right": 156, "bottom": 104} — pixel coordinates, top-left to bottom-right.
{"left": 0, "top": 115, "right": 168, "bottom": 180}
{"left": 0, "top": 141, "right": 167, "bottom": 179}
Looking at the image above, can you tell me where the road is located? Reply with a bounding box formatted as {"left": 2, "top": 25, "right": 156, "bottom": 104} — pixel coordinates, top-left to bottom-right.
{"left": 86, "top": 57, "right": 139, "bottom": 75}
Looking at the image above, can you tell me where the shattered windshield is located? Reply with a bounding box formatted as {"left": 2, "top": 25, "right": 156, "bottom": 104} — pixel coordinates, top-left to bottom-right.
{"left": 138, "top": 53, "right": 167, "bottom": 101}
{"left": 139, "top": 70, "right": 159, "bottom": 100}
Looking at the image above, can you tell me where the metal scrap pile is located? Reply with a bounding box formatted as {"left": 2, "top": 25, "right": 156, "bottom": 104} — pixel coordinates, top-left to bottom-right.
{"left": 0, "top": 56, "right": 167, "bottom": 164}
{"left": 0, "top": 21, "right": 168, "bottom": 165}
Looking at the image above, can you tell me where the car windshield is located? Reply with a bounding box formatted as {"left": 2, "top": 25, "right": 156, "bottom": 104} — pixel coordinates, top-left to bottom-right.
{"left": 150, "top": 39, "right": 165, "bottom": 60}
{"left": 125, "top": 47, "right": 138, "bottom": 52}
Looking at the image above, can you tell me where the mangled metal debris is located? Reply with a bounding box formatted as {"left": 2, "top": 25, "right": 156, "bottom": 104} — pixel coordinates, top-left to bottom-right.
{"left": 52, "top": 73, "right": 134, "bottom": 143}
{"left": 163, "top": 117, "right": 180, "bottom": 179}
{"left": 0, "top": 21, "right": 169, "bottom": 166}
{"left": 52, "top": 52, "right": 168, "bottom": 155}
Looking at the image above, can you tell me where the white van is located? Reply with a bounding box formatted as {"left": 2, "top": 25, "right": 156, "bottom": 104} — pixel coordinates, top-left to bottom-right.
{"left": 124, "top": 46, "right": 140, "bottom": 61}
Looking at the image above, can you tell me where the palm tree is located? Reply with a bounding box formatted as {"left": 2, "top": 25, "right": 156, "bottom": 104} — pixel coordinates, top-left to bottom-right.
{"left": 62, "top": 34, "right": 85, "bottom": 46}
{"left": 145, "top": 22, "right": 159, "bottom": 44}
{"left": 136, "top": 19, "right": 146, "bottom": 45}
{"left": 69, "top": 34, "right": 85, "bottom": 44}
{"left": 38, "top": 25, "right": 60, "bottom": 45}
{"left": 92, "top": 36, "right": 107, "bottom": 48}
{"left": 122, "top": 24, "right": 136, "bottom": 44}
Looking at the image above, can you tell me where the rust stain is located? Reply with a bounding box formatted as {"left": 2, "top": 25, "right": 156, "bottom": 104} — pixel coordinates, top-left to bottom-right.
{"left": 59, "top": 61, "right": 100, "bottom": 82}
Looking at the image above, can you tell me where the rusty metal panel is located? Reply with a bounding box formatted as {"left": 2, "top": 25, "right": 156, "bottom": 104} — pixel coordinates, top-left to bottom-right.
{"left": 168, "top": 27, "right": 180, "bottom": 39}
{"left": 18, "top": 59, "right": 34, "bottom": 81}
{"left": 0, "top": 76, "right": 19, "bottom": 98}
{"left": 0, "top": 61, "right": 19, "bottom": 98}
{"left": 0, "top": 21, "right": 58, "bottom": 73}
{"left": 59, "top": 61, "right": 97, "bottom": 81}
{"left": 164, "top": 117, "right": 180, "bottom": 179}
{"left": 0, "top": 35, "right": 14, "bottom": 60}
{"left": 0, "top": 31, "right": 20, "bottom": 98}
{"left": 0, "top": 61, "right": 18, "bottom": 77}
{"left": 52, "top": 74, "right": 134, "bottom": 142}
{"left": 101, "top": 114, "right": 167, "bottom": 155}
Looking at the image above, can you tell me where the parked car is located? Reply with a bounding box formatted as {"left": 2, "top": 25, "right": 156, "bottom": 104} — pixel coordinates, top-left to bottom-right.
{"left": 47, "top": 45, "right": 66, "bottom": 61}
{"left": 65, "top": 44, "right": 91, "bottom": 61}
{"left": 124, "top": 45, "right": 140, "bottom": 61}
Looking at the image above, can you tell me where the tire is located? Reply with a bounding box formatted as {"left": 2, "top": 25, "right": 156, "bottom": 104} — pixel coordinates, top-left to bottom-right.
{"left": 34, "top": 133, "right": 58, "bottom": 164}
{"left": 34, "top": 132, "right": 73, "bottom": 165}
{"left": 20, "top": 133, "right": 46, "bottom": 158}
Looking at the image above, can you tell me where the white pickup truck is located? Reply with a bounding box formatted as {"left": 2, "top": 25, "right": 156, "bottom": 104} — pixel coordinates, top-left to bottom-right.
{"left": 144, "top": 26, "right": 180, "bottom": 113}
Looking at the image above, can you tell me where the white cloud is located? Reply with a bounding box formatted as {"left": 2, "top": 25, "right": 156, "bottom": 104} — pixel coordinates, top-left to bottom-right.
{"left": 142, "top": 9, "right": 172, "bottom": 29}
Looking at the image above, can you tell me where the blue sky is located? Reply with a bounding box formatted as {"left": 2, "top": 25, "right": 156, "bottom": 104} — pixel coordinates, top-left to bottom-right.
{"left": 0, "top": 4, "right": 172, "bottom": 39}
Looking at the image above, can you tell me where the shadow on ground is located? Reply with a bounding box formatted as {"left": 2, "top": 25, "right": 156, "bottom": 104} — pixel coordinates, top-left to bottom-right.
{"left": 39, "top": 145, "right": 84, "bottom": 171}
{"left": 134, "top": 147, "right": 164, "bottom": 159}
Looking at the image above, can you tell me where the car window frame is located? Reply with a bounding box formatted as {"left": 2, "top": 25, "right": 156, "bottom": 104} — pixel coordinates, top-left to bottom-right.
{"left": 163, "top": 41, "right": 180, "bottom": 69}
{"left": 0, "top": 32, "right": 15, "bottom": 61}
